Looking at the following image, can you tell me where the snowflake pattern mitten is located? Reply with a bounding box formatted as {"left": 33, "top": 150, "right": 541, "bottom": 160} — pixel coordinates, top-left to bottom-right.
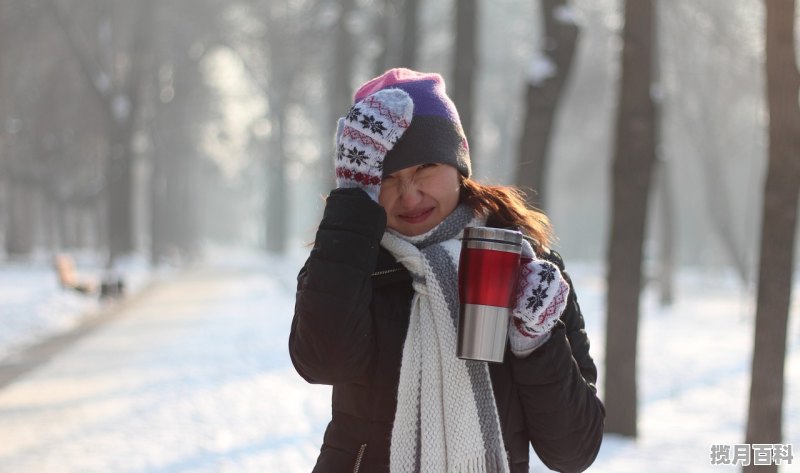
{"left": 508, "top": 238, "right": 571, "bottom": 358}
{"left": 334, "top": 88, "right": 414, "bottom": 201}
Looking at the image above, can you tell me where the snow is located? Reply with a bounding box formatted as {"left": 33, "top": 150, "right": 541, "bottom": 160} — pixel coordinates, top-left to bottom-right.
{"left": 94, "top": 72, "right": 112, "bottom": 94}
{"left": 112, "top": 94, "right": 132, "bottom": 122}
{"left": 553, "top": 4, "right": 581, "bottom": 26}
{"left": 0, "top": 253, "right": 154, "bottom": 362}
{"left": 0, "top": 248, "right": 798, "bottom": 472}
{"left": 527, "top": 53, "right": 558, "bottom": 86}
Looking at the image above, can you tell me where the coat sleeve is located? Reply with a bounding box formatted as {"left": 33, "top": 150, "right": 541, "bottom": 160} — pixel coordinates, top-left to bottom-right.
{"left": 289, "top": 187, "right": 387, "bottom": 385}
{"left": 510, "top": 250, "right": 605, "bottom": 473}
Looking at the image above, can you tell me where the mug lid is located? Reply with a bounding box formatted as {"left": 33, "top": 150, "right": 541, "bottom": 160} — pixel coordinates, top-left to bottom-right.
{"left": 462, "top": 226, "right": 523, "bottom": 246}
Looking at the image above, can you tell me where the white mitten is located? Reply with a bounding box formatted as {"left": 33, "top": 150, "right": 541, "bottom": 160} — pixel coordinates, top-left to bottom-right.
{"left": 334, "top": 88, "right": 414, "bottom": 201}
{"left": 508, "top": 238, "right": 570, "bottom": 358}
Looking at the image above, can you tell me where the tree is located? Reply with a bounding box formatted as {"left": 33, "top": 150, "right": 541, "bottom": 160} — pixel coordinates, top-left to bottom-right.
{"left": 0, "top": 0, "right": 14, "bottom": 252}
{"left": 325, "top": 0, "right": 357, "bottom": 194}
{"left": 451, "top": 0, "right": 477, "bottom": 147}
{"left": 515, "top": 0, "right": 579, "bottom": 211}
{"left": 654, "top": 156, "right": 675, "bottom": 306}
{"left": 227, "top": 0, "right": 329, "bottom": 253}
{"left": 371, "top": 0, "right": 396, "bottom": 75}
{"left": 660, "top": 0, "right": 763, "bottom": 283}
{"left": 147, "top": 0, "right": 232, "bottom": 265}
{"left": 400, "top": 0, "right": 419, "bottom": 68}
{"left": 650, "top": 12, "right": 672, "bottom": 306}
{"left": 0, "top": 1, "right": 38, "bottom": 258}
{"left": 46, "top": 0, "right": 155, "bottom": 266}
{"left": 743, "top": 1, "right": 800, "bottom": 471}
{"left": 604, "top": 0, "right": 658, "bottom": 438}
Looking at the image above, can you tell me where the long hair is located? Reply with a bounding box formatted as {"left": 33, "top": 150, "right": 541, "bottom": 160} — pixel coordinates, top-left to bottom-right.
{"left": 459, "top": 178, "right": 554, "bottom": 250}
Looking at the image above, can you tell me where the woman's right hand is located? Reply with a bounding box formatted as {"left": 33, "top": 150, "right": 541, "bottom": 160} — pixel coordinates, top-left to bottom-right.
{"left": 334, "top": 88, "right": 414, "bottom": 201}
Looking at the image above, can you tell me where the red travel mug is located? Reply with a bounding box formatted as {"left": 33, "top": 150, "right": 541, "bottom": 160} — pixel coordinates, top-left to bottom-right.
{"left": 457, "top": 227, "right": 523, "bottom": 363}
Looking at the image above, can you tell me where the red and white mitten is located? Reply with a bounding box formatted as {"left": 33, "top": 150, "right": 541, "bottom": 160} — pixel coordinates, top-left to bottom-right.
{"left": 334, "top": 88, "right": 414, "bottom": 201}
{"left": 508, "top": 239, "right": 570, "bottom": 357}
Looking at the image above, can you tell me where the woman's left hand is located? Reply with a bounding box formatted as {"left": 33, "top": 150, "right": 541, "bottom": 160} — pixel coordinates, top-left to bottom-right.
{"left": 508, "top": 240, "right": 570, "bottom": 357}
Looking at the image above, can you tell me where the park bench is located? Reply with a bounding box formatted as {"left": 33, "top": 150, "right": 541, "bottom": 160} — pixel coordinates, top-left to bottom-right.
{"left": 54, "top": 253, "right": 125, "bottom": 299}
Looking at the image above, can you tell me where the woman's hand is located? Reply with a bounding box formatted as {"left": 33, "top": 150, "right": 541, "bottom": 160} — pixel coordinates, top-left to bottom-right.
{"left": 334, "top": 88, "right": 414, "bottom": 201}
{"left": 508, "top": 239, "right": 570, "bottom": 357}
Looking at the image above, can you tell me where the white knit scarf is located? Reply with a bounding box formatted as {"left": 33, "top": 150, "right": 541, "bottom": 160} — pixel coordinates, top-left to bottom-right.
{"left": 381, "top": 205, "right": 510, "bottom": 473}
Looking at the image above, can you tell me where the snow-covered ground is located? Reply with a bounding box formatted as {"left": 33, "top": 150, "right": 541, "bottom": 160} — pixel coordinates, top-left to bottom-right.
{"left": 0, "top": 253, "right": 155, "bottom": 362}
{"left": 0, "top": 247, "right": 797, "bottom": 472}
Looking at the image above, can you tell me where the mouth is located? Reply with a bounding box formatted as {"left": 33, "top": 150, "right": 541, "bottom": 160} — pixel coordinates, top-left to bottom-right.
{"left": 398, "top": 207, "right": 435, "bottom": 225}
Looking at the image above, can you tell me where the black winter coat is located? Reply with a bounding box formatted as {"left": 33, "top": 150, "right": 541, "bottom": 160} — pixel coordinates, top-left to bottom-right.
{"left": 289, "top": 188, "right": 605, "bottom": 473}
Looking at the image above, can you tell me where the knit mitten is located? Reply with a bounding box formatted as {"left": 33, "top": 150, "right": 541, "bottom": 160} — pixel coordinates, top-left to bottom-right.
{"left": 334, "top": 88, "right": 414, "bottom": 201}
{"left": 508, "top": 239, "right": 571, "bottom": 358}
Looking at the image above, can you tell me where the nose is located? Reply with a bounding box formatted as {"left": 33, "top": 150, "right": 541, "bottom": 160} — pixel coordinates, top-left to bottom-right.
{"left": 397, "top": 179, "right": 423, "bottom": 208}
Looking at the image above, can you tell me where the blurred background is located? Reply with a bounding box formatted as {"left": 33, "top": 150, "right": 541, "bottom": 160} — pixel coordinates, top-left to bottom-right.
{"left": 0, "top": 0, "right": 798, "bottom": 472}
{"left": 0, "top": 0, "right": 777, "bottom": 266}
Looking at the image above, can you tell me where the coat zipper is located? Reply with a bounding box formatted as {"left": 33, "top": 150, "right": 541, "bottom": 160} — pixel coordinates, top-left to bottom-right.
{"left": 371, "top": 267, "right": 403, "bottom": 277}
{"left": 352, "top": 443, "right": 367, "bottom": 473}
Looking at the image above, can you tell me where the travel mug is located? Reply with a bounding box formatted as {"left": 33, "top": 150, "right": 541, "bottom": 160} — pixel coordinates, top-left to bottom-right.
{"left": 457, "top": 227, "right": 523, "bottom": 363}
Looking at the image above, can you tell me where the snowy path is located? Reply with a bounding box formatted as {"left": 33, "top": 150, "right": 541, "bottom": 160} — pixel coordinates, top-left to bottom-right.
{"left": 0, "top": 267, "right": 331, "bottom": 473}
{"left": 0, "top": 257, "right": 797, "bottom": 473}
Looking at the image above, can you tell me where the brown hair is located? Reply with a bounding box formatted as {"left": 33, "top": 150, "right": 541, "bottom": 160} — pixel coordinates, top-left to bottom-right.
{"left": 459, "top": 178, "right": 554, "bottom": 250}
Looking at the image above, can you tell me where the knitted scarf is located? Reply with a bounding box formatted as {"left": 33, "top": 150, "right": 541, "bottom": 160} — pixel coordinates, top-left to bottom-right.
{"left": 381, "top": 205, "right": 510, "bottom": 473}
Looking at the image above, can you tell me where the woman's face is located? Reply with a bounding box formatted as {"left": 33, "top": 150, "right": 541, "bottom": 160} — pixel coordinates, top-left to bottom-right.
{"left": 378, "top": 163, "right": 461, "bottom": 236}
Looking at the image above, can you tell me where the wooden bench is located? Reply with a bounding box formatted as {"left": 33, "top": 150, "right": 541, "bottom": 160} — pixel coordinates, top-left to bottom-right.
{"left": 54, "top": 254, "right": 125, "bottom": 299}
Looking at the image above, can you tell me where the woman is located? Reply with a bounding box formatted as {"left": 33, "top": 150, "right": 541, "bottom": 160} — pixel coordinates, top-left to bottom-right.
{"left": 290, "top": 68, "right": 604, "bottom": 473}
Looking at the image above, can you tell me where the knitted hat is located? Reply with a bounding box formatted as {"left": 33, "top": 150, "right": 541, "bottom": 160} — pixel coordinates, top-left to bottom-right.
{"left": 352, "top": 68, "right": 471, "bottom": 178}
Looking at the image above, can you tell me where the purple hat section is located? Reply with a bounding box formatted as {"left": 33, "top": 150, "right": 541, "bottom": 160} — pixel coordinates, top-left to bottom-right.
{"left": 352, "top": 68, "right": 471, "bottom": 178}
{"left": 354, "top": 69, "right": 462, "bottom": 126}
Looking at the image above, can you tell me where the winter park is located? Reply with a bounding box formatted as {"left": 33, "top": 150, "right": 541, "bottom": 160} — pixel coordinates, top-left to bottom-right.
{"left": 1, "top": 1, "right": 799, "bottom": 472}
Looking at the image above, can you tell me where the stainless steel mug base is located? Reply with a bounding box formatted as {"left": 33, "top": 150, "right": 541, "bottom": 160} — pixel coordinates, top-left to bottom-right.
{"left": 457, "top": 303, "right": 509, "bottom": 363}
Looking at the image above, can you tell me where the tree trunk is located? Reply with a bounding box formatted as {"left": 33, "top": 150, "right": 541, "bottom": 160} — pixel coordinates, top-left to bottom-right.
{"left": 77, "top": 203, "right": 95, "bottom": 249}
{"left": 400, "top": 0, "right": 418, "bottom": 68}
{"left": 107, "top": 126, "right": 135, "bottom": 263}
{"left": 265, "top": 103, "right": 288, "bottom": 254}
{"left": 107, "top": 1, "right": 154, "bottom": 266}
{"left": 651, "top": 9, "right": 673, "bottom": 307}
{"left": 57, "top": 201, "right": 72, "bottom": 250}
{"left": 604, "top": 0, "right": 658, "bottom": 438}
{"left": 656, "top": 158, "right": 675, "bottom": 306}
{"left": 149, "top": 156, "right": 167, "bottom": 266}
{"left": 43, "top": 191, "right": 60, "bottom": 253}
{"left": 452, "top": 0, "right": 477, "bottom": 150}
{"left": 696, "top": 132, "right": 751, "bottom": 284}
{"left": 178, "top": 155, "right": 198, "bottom": 260}
{"left": 743, "top": 2, "right": 800, "bottom": 471}
{"left": 151, "top": 150, "right": 193, "bottom": 265}
{"left": 372, "top": 0, "right": 394, "bottom": 76}
{"left": 0, "top": 2, "right": 13, "bottom": 252}
{"left": 45, "top": 0, "right": 153, "bottom": 266}
{"left": 149, "top": 101, "right": 185, "bottom": 266}
{"left": 5, "top": 181, "right": 36, "bottom": 258}
{"left": 516, "top": 0, "right": 579, "bottom": 211}
{"left": 324, "top": 0, "right": 356, "bottom": 194}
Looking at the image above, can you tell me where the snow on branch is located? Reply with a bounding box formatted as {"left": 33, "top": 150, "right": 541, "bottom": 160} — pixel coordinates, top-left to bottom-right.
{"left": 112, "top": 95, "right": 131, "bottom": 122}
{"left": 94, "top": 72, "right": 112, "bottom": 95}
{"left": 527, "top": 53, "right": 558, "bottom": 85}
{"left": 553, "top": 4, "right": 580, "bottom": 26}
